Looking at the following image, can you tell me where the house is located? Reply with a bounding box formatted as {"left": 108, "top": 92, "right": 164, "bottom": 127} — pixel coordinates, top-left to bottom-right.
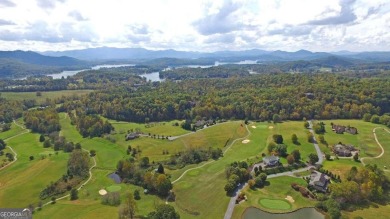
{"left": 309, "top": 171, "right": 331, "bottom": 192}
{"left": 332, "top": 143, "right": 356, "bottom": 157}
{"left": 125, "top": 133, "right": 139, "bottom": 141}
{"left": 263, "top": 155, "right": 280, "bottom": 167}
{"left": 331, "top": 124, "right": 358, "bottom": 135}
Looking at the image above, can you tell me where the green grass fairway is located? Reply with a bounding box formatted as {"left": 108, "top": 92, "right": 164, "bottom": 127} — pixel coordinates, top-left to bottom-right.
{"left": 0, "top": 132, "right": 68, "bottom": 208}
{"left": 364, "top": 128, "right": 390, "bottom": 169}
{"left": 110, "top": 119, "right": 190, "bottom": 137}
{"left": 259, "top": 199, "right": 291, "bottom": 210}
{"left": 232, "top": 176, "right": 313, "bottom": 218}
{"left": 0, "top": 90, "right": 93, "bottom": 105}
{"left": 106, "top": 185, "right": 121, "bottom": 192}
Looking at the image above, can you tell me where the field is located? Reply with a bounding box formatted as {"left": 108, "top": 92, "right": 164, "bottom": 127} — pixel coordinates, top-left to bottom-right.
{"left": 0, "top": 90, "right": 93, "bottom": 105}
{"left": 1, "top": 118, "right": 389, "bottom": 219}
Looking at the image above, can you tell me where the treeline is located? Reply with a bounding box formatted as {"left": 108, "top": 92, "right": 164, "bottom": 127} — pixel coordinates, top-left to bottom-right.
{"left": 0, "top": 97, "right": 24, "bottom": 122}
{"left": 59, "top": 73, "right": 389, "bottom": 123}
{"left": 0, "top": 70, "right": 146, "bottom": 92}
{"left": 166, "top": 147, "right": 223, "bottom": 169}
{"left": 117, "top": 159, "right": 172, "bottom": 197}
{"left": 316, "top": 165, "right": 389, "bottom": 218}
{"left": 160, "top": 65, "right": 250, "bottom": 80}
{"left": 40, "top": 149, "right": 90, "bottom": 199}
{"left": 364, "top": 113, "right": 390, "bottom": 127}
{"left": 24, "top": 107, "right": 60, "bottom": 134}
{"left": 69, "top": 112, "right": 114, "bottom": 138}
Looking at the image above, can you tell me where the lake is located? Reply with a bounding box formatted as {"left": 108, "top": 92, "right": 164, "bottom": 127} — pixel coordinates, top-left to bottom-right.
{"left": 140, "top": 72, "right": 164, "bottom": 82}
{"left": 47, "top": 64, "right": 135, "bottom": 79}
{"left": 243, "top": 207, "right": 325, "bottom": 219}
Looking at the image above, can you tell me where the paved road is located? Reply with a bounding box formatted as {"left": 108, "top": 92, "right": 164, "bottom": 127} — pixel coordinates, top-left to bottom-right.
{"left": 308, "top": 120, "right": 324, "bottom": 165}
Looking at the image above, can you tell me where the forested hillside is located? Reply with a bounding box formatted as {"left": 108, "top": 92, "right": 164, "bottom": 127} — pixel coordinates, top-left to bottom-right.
{"left": 59, "top": 73, "right": 390, "bottom": 123}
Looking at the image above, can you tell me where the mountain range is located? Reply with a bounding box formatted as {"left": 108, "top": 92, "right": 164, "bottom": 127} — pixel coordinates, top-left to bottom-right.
{"left": 1, "top": 48, "right": 390, "bottom": 79}
{"left": 41, "top": 47, "right": 390, "bottom": 62}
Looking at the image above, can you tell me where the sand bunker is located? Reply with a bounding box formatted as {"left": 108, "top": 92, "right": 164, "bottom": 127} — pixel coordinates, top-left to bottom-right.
{"left": 285, "top": 196, "right": 295, "bottom": 203}
{"left": 268, "top": 126, "right": 274, "bottom": 129}
{"left": 251, "top": 126, "right": 256, "bottom": 129}
{"left": 242, "top": 139, "right": 250, "bottom": 144}
{"left": 99, "top": 189, "right": 108, "bottom": 196}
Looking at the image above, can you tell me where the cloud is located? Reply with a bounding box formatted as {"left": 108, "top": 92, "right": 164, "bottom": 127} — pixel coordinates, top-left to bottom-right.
{"left": 0, "top": 0, "right": 16, "bottom": 7}
{"left": 268, "top": 25, "right": 313, "bottom": 36}
{"left": 68, "top": 11, "right": 87, "bottom": 21}
{"left": 308, "top": 0, "right": 357, "bottom": 25}
{"left": 193, "top": 0, "right": 242, "bottom": 35}
{"left": 0, "top": 21, "right": 97, "bottom": 43}
{"left": 204, "top": 33, "right": 236, "bottom": 44}
{"left": 36, "top": 0, "right": 66, "bottom": 9}
{"left": 0, "top": 19, "right": 15, "bottom": 25}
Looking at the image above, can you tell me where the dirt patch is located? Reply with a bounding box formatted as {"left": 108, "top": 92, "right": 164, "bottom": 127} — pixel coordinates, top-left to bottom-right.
{"left": 268, "top": 126, "right": 274, "bottom": 129}
{"left": 99, "top": 189, "right": 107, "bottom": 196}
{"left": 251, "top": 126, "right": 256, "bottom": 129}
{"left": 242, "top": 139, "right": 250, "bottom": 144}
{"left": 285, "top": 196, "right": 295, "bottom": 203}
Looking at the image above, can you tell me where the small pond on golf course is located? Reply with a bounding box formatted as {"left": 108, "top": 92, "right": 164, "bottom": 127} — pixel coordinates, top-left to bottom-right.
{"left": 243, "top": 207, "right": 325, "bottom": 219}
{"left": 108, "top": 172, "right": 122, "bottom": 184}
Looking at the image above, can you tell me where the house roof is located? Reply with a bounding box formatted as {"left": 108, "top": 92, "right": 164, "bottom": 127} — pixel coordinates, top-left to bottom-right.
{"left": 309, "top": 171, "right": 330, "bottom": 188}
{"left": 263, "top": 155, "right": 279, "bottom": 163}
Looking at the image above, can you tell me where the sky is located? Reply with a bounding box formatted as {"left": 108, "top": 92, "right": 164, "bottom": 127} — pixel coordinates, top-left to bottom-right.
{"left": 0, "top": 0, "right": 389, "bottom": 52}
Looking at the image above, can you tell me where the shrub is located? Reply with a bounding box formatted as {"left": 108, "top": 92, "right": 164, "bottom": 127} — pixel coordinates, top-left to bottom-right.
{"left": 299, "top": 187, "right": 309, "bottom": 197}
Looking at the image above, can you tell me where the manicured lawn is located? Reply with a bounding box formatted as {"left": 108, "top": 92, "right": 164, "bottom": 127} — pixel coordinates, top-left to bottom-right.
{"left": 322, "top": 120, "right": 383, "bottom": 157}
{"left": 259, "top": 199, "right": 291, "bottom": 210}
{"left": 0, "top": 132, "right": 68, "bottom": 208}
{"left": 170, "top": 122, "right": 265, "bottom": 219}
{"left": 106, "top": 185, "right": 121, "bottom": 192}
{"left": 268, "top": 121, "right": 316, "bottom": 163}
{"left": 0, "top": 90, "right": 93, "bottom": 105}
{"left": 364, "top": 128, "right": 390, "bottom": 169}
{"left": 110, "top": 119, "right": 190, "bottom": 137}
{"left": 232, "top": 176, "right": 315, "bottom": 218}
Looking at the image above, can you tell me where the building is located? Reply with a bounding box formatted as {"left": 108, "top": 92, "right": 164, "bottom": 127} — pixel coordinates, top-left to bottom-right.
{"left": 263, "top": 155, "right": 280, "bottom": 167}
{"left": 331, "top": 124, "right": 358, "bottom": 135}
{"left": 309, "top": 171, "right": 331, "bottom": 193}
{"left": 125, "top": 133, "right": 139, "bottom": 141}
{"left": 333, "top": 143, "right": 356, "bottom": 157}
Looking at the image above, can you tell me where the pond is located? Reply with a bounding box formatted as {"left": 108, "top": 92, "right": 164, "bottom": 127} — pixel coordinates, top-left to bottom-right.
{"left": 139, "top": 72, "right": 164, "bottom": 82}
{"left": 242, "top": 207, "right": 325, "bottom": 219}
{"left": 107, "top": 172, "right": 122, "bottom": 184}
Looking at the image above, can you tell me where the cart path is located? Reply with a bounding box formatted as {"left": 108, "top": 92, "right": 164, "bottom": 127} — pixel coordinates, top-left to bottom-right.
{"left": 361, "top": 127, "right": 390, "bottom": 172}
{"left": 172, "top": 124, "right": 250, "bottom": 184}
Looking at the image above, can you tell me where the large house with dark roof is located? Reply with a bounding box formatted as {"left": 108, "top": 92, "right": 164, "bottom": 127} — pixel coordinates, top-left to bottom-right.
{"left": 309, "top": 171, "right": 331, "bottom": 193}
{"left": 332, "top": 143, "right": 357, "bottom": 157}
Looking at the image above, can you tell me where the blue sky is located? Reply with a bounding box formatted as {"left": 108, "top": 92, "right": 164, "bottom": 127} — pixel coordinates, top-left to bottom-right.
{"left": 0, "top": 0, "right": 389, "bottom": 52}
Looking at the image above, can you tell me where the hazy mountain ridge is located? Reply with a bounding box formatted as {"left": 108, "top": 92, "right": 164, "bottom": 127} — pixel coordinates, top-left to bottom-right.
{"left": 41, "top": 47, "right": 390, "bottom": 62}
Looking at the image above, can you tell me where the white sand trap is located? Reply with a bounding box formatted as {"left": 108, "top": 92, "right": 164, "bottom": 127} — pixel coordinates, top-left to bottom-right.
{"left": 99, "top": 189, "right": 107, "bottom": 196}
{"left": 268, "top": 126, "right": 274, "bottom": 129}
{"left": 251, "top": 126, "right": 256, "bottom": 129}
{"left": 285, "top": 196, "right": 295, "bottom": 203}
{"left": 242, "top": 139, "right": 250, "bottom": 144}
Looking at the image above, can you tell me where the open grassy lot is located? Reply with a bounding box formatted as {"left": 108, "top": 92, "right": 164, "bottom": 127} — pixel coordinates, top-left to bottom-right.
{"left": 170, "top": 122, "right": 264, "bottom": 219}
{"left": 231, "top": 176, "right": 315, "bottom": 218}
{"left": 0, "top": 90, "right": 93, "bottom": 105}
{"left": 342, "top": 204, "right": 390, "bottom": 219}
{"left": 259, "top": 199, "right": 291, "bottom": 210}
{"left": 364, "top": 127, "right": 390, "bottom": 169}
{"left": 0, "top": 132, "right": 68, "bottom": 208}
{"left": 0, "top": 122, "right": 25, "bottom": 140}
{"left": 110, "top": 119, "right": 190, "bottom": 137}
{"left": 267, "top": 121, "right": 316, "bottom": 163}
{"left": 322, "top": 120, "right": 383, "bottom": 157}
